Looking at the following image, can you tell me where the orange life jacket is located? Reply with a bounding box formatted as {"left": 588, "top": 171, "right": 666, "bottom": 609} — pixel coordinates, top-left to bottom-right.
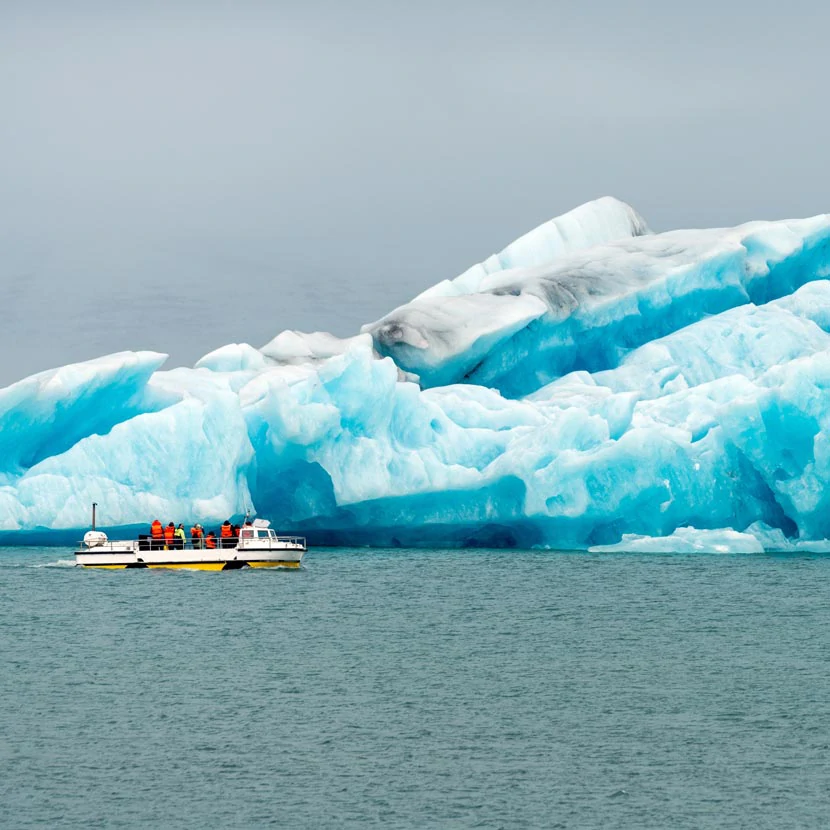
{"left": 151, "top": 520, "right": 163, "bottom": 539}
{"left": 164, "top": 525, "right": 175, "bottom": 542}
{"left": 206, "top": 536, "right": 217, "bottom": 549}
{"left": 190, "top": 526, "right": 203, "bottom": 538}
{"left": 220, "top": 522, "right": 232, "bottom": 538}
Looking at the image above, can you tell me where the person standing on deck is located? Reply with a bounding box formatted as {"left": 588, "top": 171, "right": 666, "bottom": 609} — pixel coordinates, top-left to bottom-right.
{"left": 151, "top": 519, "right": 164, "bottom": 551}
{"left": 191, "top": 524, "right": 204, "bottom": 549}
{"left": 164, "top": 522, "right": 175, "bottom": 550}
{"left": 220, "top": 519, "right": 233, "bottom": 548}
{"left": 174, "top": 524, "right": 186, "bottom": 550}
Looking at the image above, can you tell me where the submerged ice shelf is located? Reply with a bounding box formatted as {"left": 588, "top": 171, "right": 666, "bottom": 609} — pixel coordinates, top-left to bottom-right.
{"left": 3, "top": 196, "right": 830, "bottom": 550}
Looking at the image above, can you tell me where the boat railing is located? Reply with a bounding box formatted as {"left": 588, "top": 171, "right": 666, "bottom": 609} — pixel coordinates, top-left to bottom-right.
{"left": 275, "top": 535, "right": 306, "bottom": 547}
{"left": 79, "top": 535, "right": 307, "bottom": 551}
{"left": 78, "top": 539, "right": 139, "bottom": 551}
{"left": 239, "top": 535, "right": 307, "bottom": 547}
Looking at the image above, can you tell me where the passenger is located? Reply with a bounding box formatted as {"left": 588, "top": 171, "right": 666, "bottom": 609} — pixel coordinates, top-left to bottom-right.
{"left": 232, "top": 524, "right": 240, "bottom": 546}
{"left": 190, "top": 523, "right": 204, "bottom": 549}
{"left": 163, "top": 521, "right": 175, "bottom": 550}
{"left": 174, "top": 523, "right": 186, "bottom": 550}
{"left": 205, "top": 531, "right": 217, "bottom": 549}
{"left": 151, "top": 519, "right": 164, "bottom": 551}
{"left": 220, "top": 519, "right": 233, "bottom": 549}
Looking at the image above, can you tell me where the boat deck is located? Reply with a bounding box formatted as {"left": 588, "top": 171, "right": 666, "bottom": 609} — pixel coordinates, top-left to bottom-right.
{"left": 75, "top": 525, "right": 307, "bottom": 570}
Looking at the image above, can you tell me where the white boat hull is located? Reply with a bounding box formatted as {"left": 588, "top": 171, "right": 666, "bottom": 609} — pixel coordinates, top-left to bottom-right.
{"left": 75, "top": 538, "right": 306, "bottom": 570}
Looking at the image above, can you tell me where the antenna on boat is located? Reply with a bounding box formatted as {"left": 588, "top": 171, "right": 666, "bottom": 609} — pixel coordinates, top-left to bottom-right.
{"left": 92, "top": 502, "right": 98, "bottom": 531}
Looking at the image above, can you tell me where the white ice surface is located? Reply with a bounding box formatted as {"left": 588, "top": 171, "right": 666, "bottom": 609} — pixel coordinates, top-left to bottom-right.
{"left": 589, "top": 522, "right": 830, "bottom": 554}
{"left": 365, "top": 209, "right": 830, "bottom": 393}
{"left": 589, "top": 527, "right": 765, "bottom": 554}
{"left": 414, "top": 196, "right": 650, "bottom": 301}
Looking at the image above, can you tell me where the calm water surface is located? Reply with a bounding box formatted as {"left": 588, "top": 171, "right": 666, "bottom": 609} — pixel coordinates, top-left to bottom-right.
{"left": 1, "top": 547, "right": 829, "bottom": 829}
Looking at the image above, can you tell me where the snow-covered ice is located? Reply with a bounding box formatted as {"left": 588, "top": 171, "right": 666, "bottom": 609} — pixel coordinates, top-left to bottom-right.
{"left": 589, "top": 527, "right": 766, "bottom": 554}
{"left": 589, "top": 523, "right": 830, "bottom": 554}
{"left": 3, "top": 196, "right": 830, "bottom": 550}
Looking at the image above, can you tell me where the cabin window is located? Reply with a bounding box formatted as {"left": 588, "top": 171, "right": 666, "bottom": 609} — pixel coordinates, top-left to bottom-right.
{"left": 241, "top": 528, "right": 254, "bottom": 539}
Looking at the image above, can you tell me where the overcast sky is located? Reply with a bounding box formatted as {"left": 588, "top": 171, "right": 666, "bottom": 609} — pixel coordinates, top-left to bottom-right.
{"left": 1, "top": 0, "right": 828, "bottom": 385}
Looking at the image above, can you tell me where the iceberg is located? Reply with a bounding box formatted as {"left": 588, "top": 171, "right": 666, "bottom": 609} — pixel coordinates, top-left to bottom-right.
{"left": 589, "top": 527, "right": 766, "bottom": 554}
{"left": 3, "top": 196, "right": 830, "bottom": 551}
{"left": 589, "top": 523, "right": 830, "bottom": 554}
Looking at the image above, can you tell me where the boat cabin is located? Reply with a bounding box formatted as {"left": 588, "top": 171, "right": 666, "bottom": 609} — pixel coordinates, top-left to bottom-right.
{"left": 239, "top": 526, "right": 279, "bottom": 542}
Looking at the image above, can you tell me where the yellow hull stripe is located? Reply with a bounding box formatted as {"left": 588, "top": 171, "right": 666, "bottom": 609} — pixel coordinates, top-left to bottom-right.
{"left": 82, "top": 560, "right": 301, "bottom": 571}
{"left": 147, "top": 562, "right": 227, "bottom": 570}
{"left": 84, "top": 564, "right": 131, "bottom": 570}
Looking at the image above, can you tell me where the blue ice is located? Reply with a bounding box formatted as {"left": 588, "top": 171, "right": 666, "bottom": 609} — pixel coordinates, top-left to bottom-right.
{"left": 3, "top": 197, "right": 830, "bottom": 550}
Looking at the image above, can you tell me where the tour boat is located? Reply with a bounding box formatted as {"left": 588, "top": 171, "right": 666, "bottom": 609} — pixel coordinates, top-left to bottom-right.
{"left": 74, "top": 509, "right": 306, "bottom": 570}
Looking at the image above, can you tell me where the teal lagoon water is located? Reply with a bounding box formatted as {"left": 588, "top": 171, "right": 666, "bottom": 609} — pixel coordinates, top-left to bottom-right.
{"left": 1, "top": 546, "right": 829, "bottom": 829}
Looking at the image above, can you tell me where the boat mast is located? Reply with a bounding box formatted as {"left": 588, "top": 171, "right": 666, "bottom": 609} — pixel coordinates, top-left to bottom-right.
{"left": 92, "top": 502, "right": 97, "bottom": 531}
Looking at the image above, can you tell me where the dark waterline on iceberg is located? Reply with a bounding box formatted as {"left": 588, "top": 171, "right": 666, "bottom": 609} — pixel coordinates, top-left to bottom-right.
{"left": 3, "top": 546, "right": 830, "bottom": 829}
